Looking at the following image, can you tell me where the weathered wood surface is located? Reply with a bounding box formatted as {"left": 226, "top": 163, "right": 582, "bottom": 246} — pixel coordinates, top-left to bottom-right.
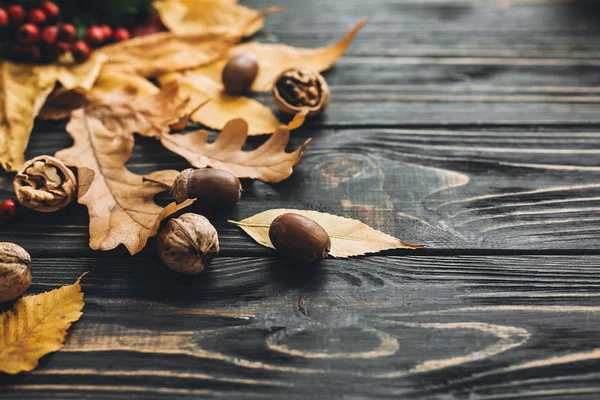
{"left": 2, "top": 0, "right": 600, "bottom": 399}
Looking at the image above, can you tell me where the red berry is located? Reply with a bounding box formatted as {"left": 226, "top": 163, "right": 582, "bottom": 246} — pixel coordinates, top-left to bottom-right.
{"left": 58, "top": 23, "right": 76, "bottom": 42}
{"left": 7, "top": 5, "right": 26, "bottom": 25}
{"left": 0, "top": 8, "right": 8, "bottom": 28}
{"left": 54, "top": 41, "right": 70, "bottom": 57}
{"left": 112, "top": 27, "right": 130, "bottom": 42}
{"left": 41, "top": 2, "right": 60, "bottom": 21}
{"left": 41, "top": 26, "right": 58, "bottom": 46}
{"left": 71, "top": 40, "right": 91, "bottom": 62}
{"left": 18, "top": 24, "right": 40, "bottom": 44}
{"left": 28, "top": 9, "right": 47, "bottom": 25}
{"left": 0, "top": 199, "right": 17, "bottom": 222}
{"left": 99, "top": 25, "right": 112, "bottom": 40}
{"left": 85, "top": 26, "right": 105, "bottom": 47}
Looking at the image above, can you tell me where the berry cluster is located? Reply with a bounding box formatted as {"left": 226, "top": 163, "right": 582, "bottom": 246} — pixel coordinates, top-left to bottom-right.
{"left": 0, "top": 1, "right": 131, "bottom": 64}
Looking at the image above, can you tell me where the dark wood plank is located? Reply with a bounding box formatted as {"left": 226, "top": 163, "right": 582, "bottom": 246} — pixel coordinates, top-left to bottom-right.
{"left": 1, "top": 255, "right": 600, "bottom": 399}
{"left": 3, "top": 123, "right": 600, "bottom": 254}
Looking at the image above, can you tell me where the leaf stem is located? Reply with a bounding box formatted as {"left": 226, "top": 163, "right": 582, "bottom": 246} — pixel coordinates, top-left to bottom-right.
{"left": 227, "top": 220, "right": 270, "bottom": 228}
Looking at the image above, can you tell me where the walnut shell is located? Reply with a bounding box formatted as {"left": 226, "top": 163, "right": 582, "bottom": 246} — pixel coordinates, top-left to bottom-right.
{"left": 272, "top": 68, "right": 330, "bottom": 117}
{"left": 0, "top": 242, "right": 32, "bottom": 303}
{"left": 13, "top": 155, "right": 77, "bottom": 213}
{"left": 157, "top": 213, "right": 219, "bottom": 274}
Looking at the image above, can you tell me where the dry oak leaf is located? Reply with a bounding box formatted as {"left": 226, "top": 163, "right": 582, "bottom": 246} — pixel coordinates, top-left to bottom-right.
{"left": 81, "top": 83, "right": 189, "bottom": 139}
{"left": 38, "top": 71, "right": 163, "bottom": 121}
{"left": 99, "top": 30, "right": 240, "bottom": 78}
{"left": 191, "top": 18, "right": 369, "bottom": 92}
{"left": 0, "top": 54, "right": 106, "bottom": 172}
{"left": 230, "top": 209, "right": 425, "bottom": 258}
{"left": 155, "top": 0, "right": 282, "bottom": 37}
{"left": 159, "top": 72, "right": 281, "bottom": 135}
{"left": 0, "top": 274, "right": 86, "bottom": 375}
{"left": 161, "top": 118, "right": 310, "bottom": 183}
{"left": 55, "top": 91, "right": 191, "bottom": 254}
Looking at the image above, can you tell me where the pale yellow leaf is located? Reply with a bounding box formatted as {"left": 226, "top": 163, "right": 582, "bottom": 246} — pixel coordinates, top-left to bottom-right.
{"left": 230, "top": 209, "right": 425, "bottom": 258}
{"left": 160, "top": 118, "right": 310, "bottom": 182}
{"left": 155, "top": 0, "right": 282, "bottom": 37}
{"left": 0, "top": 54, "right": 106, "bottom": 172}
{"left": 192, "top": 18, "right": 369, "bottom": 91}
{"left": 159, "top": 72, "right": 281, "bottom": 135}
{"left": 0, "top": 275, "right": 86, "bottom": 374}
{"left": 90, "top": 70, "right": 160, "bottom": 98}
{"left": 55, "top": 87, "right": 192, "bottom": 254}
{"left": 99, "top": 30, "right": 240, "bottom": 78}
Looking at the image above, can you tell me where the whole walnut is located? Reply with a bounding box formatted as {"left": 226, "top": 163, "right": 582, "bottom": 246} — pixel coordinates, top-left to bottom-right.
{"left": 0, "top": 242, "right": 32, "bottom": 303}
{"left": 157, "top": 213, "right": 219, "bottom": 274}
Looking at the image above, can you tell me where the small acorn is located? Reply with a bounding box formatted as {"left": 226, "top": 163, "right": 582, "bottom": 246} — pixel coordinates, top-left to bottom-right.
{"left": 269, "top": 213, "right": 331, "bottom": 264}
{"left": 221, "top": 53, "right": 259, "bottom": 95}
{"left": 171, "top": 168, "right": 242, "bottom": 209}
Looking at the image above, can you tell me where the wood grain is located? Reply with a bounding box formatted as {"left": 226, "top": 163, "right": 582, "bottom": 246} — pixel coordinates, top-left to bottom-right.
{"left": 2, "top": 0, "right": 600, "bottom": 398}
{"left": 3, "top": 124, "right": 600, "bottom": 253}
{"left": 1, "top": 256, "right": 599, "bottom": 399}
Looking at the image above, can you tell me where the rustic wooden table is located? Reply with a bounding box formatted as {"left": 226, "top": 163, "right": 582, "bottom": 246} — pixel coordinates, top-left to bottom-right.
{"left": 2, "top": 0, "right": 600, "bottom": 398}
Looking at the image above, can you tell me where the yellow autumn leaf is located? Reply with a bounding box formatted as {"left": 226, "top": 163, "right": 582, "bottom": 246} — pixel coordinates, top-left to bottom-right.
{"left": 90, "top": 70, "right": 160, "bottom": 98}
{"left": 160, "top": 118, "right": 310, "bottom": 182}
{"left": 230, "top": 209, "right": 425, "bottom": 258}
{"left": 99, "top": 30, "right": 240, "bottom": 78}
{"left": 0, "top": 275, "right": 86, "bottom": 375}
{"left": 0, "top": 54, "right": 106, "bottom": 172}
{"left": 155, "top": 0, "right": 282, "bottom": 37}
{"left": 191, "top": 18, "right": 368, "bottom": 91}
{"left": 160, "top": 72, "right": 281, "bottom": 135}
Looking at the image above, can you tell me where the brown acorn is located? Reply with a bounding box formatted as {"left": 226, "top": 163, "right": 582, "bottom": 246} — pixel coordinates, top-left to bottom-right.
{"left": 269, "top": 213, "right": 331, "bottom": 264}
{"left": 221, "top": 53, "right": 259, "bottom": 95}
{"left": 171, "top": 168, "right": 242, "bottom": 209}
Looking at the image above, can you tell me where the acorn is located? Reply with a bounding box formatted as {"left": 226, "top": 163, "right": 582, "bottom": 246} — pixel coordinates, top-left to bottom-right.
{"left": 171, "top": 168, "right": 242, "bottom": 209}
{"left": 269, "top": 213, "right": 331, "bottom": 264}
{"left": 221, "top": 53, "right": 259, "bottom": 95}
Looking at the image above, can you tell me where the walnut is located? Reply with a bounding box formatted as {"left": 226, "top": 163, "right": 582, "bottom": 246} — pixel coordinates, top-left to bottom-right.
{"left": 0, "top": 242, "right": 32, "bottom": 303}
{"left": 156, "top": 213, "right": 219, "bottom": 274}
{"left": 272, "top": 68, "right": 330, "bottom": 116}
{"left": 13, "top": 155, "right": 77, "bottom": 213}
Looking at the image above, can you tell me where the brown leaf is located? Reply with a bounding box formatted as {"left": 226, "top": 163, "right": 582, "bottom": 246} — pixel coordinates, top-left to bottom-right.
{"left": 82, "top": 82, "right": 189, "bottom": 138}
{"left": 38, "top": 70, "right": 161, "bottom": 121}
{"left": 191, "top": 18, "right": 369, "bottom": 91}
{"left": 55, "top": 88, "right": 192, "bottom": 254}
{"left": 0, "top": 55, "right": 106, "bottom": 172}
{"left": 160, "top": 118, "right": 310, "bottom": 182}
{"left": 38, "top": 88, "right": 88, "bottom": 120}
{"left": 159, "top": 72, "right": 282, "bottom": 135}
{"left": 230, "top": 209, "right": 426, "bottom": 258}
{"left": 0, "top": 274, "right": 86, "bottom": 374}
{"left": 99, "top": 30, "right": 240, "bottom": 78}
{"left": 155, "top": 0, "right": 282, "bottom": 37}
